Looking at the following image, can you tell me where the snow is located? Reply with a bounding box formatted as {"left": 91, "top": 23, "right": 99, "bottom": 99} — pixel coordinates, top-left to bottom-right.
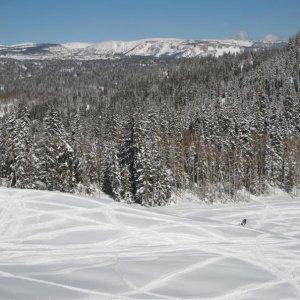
{"left": 214, "top": 46, "right": 242, "bottom": 57}
{"left": 9, "top": 42, "right": 36, "bottom": 48}
{"left": 263, "top": 34, "right": 279, "bottom": 43}
{"left": 0, "top": 99, "right": 18, "bottom": 117}
{"left": 81, "top": 38, "right": 252, "bottom": 59}
{"left": 0, "top": 38, "right": 257, "bottom": 60}
{"left": 62, "top": 42, "right": 92, "bottom": 50}
{"left": 0, "top": 187, "right": 299, "bottom": 299}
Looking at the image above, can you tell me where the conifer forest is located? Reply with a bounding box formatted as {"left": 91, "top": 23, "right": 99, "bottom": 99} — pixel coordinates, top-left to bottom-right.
{"left": 0, "top": 34, "right": 299, "bottom": 206}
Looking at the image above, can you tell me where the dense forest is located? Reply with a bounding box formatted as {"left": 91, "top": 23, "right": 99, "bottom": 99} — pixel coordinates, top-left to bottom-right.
{"left": 0, "top": 34, "right": 299, "bottom": 206}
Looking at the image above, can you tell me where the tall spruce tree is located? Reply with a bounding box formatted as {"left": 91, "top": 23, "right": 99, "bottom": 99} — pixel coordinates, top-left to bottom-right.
{"left": 40, "top": 107, "right": 78, "bottom": 192}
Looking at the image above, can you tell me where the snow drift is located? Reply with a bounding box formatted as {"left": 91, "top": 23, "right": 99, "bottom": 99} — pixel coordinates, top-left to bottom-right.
{"left": 0, "top": 188, "right": 299, "bottom": 299}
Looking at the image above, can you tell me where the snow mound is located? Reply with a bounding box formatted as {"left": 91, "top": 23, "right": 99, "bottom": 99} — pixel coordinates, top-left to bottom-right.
{"left": 0, "top": 188, "right": 299, "bottom": 299}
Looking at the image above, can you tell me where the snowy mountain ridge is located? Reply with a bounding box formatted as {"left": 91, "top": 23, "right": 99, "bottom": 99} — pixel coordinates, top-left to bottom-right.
{"left": 0, "top": 38, "right": 285, "bottom": 60}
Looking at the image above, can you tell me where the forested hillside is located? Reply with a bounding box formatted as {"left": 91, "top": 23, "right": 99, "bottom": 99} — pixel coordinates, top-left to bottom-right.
{"left": 0, "top": 34, "right": 299, "bottom": 206}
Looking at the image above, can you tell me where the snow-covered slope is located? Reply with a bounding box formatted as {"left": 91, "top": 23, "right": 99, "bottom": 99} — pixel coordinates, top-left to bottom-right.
{"left": 0, "top": 188, "right": 299, "bottom": 299}
{"left": 62, "top": 42, "right": 92, "bottom": 50}
{"left": 0, "top": 38, "right": 285, "bottom": 60}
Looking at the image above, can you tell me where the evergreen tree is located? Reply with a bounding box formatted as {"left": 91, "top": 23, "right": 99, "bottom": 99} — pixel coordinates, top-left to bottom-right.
{"left": 9, "top": 103, "right": 32, "bottom": 188}
{"left": 266, "top": 110, "right": 284, "bottom": 188}
{"left": 102, "top": 144, "right": 122, "bottom": 201}
{"left": 40, "top": 107, "right": 78, "bottom": 192}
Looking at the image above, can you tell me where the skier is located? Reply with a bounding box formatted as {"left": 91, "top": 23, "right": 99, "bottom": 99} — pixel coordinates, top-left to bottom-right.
{"left": 240, "top": 218, "right": 247, "bottom": 226}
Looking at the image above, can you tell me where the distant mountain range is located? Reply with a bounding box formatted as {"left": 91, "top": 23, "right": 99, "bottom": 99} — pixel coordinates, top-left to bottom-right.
{"left": 0, "top": 38, "right": 286, "bottom": 60}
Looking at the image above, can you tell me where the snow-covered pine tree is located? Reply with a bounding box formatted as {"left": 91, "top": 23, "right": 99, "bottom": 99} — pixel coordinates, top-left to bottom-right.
{"left": 102, "top": 144, "right": 122, "bottom": 201}
{"left": 41, "top": 106, "right": 78, "bottom": 192}
{"left": 147, "top": 111, "right": 173, "bottom": 206}
{"left": 0, "top": 115, "right": 7, "bottom": 179}
{"left": 68, "top": 110, "right": 99, "bottom": 192}
{"left": 251, "top": 92, "right": 269, "bottom": 193}
{"left": 10, "top": 103, "right": 32, "bottom": 188}
{"left": 1, "top": 111, "right": 16, "bottom": 185}
{"left": 121, "top": 112, "right": 165, "bottom": 206}
{"left": 266, "top": 109, "right": 284, "bottom": 189}
{"left": 281, "top": 96, "right": 297, "bottom": 192}
{"left": 131, "top": 114, "right": 153, "bottom": 205}
{"left": 236, "top": 119, "right": 253, "bottom": 192}
{"left": 120, "top": 163, "right": 133, "bottom": 204}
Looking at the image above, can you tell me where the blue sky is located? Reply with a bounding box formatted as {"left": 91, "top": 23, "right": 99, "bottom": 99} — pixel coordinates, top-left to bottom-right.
{"left": 1, "top": 0, "right": 299, "bottom": 44}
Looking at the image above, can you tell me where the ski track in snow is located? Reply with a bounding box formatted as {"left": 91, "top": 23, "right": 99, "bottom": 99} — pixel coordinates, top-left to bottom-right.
{"left": 0, "top": 188, "right": 299, "bottom": 299}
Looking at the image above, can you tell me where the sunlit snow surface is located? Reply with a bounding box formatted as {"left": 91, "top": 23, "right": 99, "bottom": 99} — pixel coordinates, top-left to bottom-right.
{"left": 0, "top": 188, "right": 299, "bottom": 299}
{"left": 0, "top": 39, "right": 255, "bottom": 60}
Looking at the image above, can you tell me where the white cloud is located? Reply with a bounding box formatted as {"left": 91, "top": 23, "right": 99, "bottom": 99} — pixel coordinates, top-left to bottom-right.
{"left": 263, "top": 34, "right": 279, "bottom": 43}
{"left": 233, "top": 30, "right": 250, "bottom": 41}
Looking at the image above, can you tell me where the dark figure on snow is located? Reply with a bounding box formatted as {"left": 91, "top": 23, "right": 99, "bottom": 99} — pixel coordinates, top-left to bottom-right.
{"left": 241, "top": 219, "right": 247, "bottom": 226}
